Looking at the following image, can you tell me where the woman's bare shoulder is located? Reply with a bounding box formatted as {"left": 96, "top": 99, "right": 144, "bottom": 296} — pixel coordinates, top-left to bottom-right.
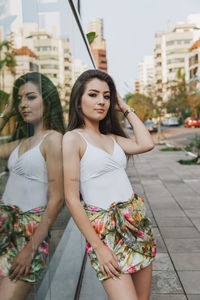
{"left": 42, "top": 130, "right": 62, "bottom": 144}
{"left": 63, "top": 130, "right": 83, "bottom": 149}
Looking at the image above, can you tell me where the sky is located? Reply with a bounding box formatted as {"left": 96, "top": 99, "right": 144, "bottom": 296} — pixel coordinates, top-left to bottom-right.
{"left": 80, "top": 0, "right": 200, "bottom": 96}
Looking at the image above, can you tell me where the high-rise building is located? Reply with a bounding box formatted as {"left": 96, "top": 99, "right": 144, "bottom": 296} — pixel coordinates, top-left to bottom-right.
{"left": 134, "top": 79, "right": 140, "bottom": 93}
{"left": 138, "top": 56, "right": 155, "bottom": 95}
{"left": 88, "top": 18, "right": 108, "bottom": 72}
{"left": 187, "top": 39, "right": 200, "bottom": 80}
{"left": 13, "top": 46, "right": 39, "bottom": 76}
{"left": 88, "top": 18, "right": 104, "bottom": 49}
{"left": 154, "top": 14, "right": 200, "bottom": 99}
{"left": 24, "top": 30, "right": 72, "bottom": 88}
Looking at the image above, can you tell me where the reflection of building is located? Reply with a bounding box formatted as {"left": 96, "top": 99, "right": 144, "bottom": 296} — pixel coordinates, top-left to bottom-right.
{"left": 154, "top": 14, "right": 200, "bottom": 99}
{"left": 88, "top": 18, "right": 107, "bottom": 72}
{"left": 138, "top": 56, "right": 155, "bottom": 95}
{"left": 13, "top": 46, "right": 39, "bottom": 76}
{"left": 0, "top": 46, "right": 39, "bottom": 93}
{"left": 71, "top": 58, "right": 87, "bottom": 83}
{"left": 24, "top": 30, "right": 72, "bottom": 87}
{"left": 23, "top": 29, "right": 73, "bottom": 108}
{"left": 25, "top": 31, "right": 61, "bottom": 85}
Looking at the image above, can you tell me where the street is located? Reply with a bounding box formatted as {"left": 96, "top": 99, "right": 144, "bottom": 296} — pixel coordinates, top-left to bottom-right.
{"left": 152, "top": 126, "right": 200, "bottom": 147}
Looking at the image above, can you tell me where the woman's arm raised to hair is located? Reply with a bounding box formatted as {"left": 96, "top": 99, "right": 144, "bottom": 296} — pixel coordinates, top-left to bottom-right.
{"left": 62, "top": 132, "right": 121, "bottom": 279}
{"left": 115, "top": 93, "right": 154, "bottom": 155}
{"left": 0, "top": 102, "right": 19, "bottom": 159}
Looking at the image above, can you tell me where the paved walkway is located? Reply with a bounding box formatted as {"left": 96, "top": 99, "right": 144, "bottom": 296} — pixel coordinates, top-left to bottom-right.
{"left": 79, "top": 145, "right": 200, "bottom": 300}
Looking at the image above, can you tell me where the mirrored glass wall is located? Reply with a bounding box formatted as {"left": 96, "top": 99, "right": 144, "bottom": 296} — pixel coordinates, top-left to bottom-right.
{"left": 0, "top": 1, "right": 95, "bottom": 299}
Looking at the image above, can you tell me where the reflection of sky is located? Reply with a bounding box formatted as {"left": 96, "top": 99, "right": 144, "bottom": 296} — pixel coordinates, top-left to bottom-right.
{"left": 0, "top": 0, "right": 94, "bottom": 74}
{"left": 22, "top": 0, "right": 94, "bottom": 69}
{"left": 0, "top": 15, "right": 15, "bottom": 39}
{"left": 0, "top": 0, "right": 17, "bottom": 39}
{"left": 23, "top": 0, "right": 66, "bottom": 38}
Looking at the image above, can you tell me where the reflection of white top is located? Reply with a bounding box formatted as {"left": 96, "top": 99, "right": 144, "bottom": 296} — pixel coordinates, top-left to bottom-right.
{"left": 76, "top": 131, "right": 134, "bottom": 210}
{"left": 2, "top": 134, "right": 49, "bottom": 212}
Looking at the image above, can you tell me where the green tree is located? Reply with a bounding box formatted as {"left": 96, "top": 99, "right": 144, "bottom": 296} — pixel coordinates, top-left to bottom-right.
{"left": 166, "top": 69, "right": 190, "bottom": 122}
{"left": 187, "top": 77, "right": 200, "bottom": 118}
{"left": 127, "top": 93, "right": 154, "bottom": 122}
{"left": 0, "top": 40, "right": 16, "bottom": 91}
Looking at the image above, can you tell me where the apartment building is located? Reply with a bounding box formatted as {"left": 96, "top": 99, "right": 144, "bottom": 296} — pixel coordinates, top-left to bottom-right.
{"left": 138, "top": 56, "right": 155, "bottom": 95}
{"left": 13, "top": 46, "right": 39, "bottom": 76}
{"left": 187, "top": 39, "right": 200, "bottom": 80}
{"left": 88, "top": 18, "right": 108, "bottom": 72}
{"left": 154, "top": 14, "right": 200, "bottom": 99}
{"left": 134, "top": 79, "right": 140, "bottom": 93}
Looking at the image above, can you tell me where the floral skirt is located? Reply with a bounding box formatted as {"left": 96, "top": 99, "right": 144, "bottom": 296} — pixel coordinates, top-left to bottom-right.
{"left": 84, "top": 194, "right": 156, "bottom": 281}
{"left": 0, "top": 201, "right": 49, "bottom": 283}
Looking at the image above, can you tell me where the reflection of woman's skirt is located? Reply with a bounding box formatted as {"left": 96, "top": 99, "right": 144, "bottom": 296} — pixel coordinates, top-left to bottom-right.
{"left": 0, "top": 201, "right": 49, "bottom": 283}
{"left": 84, "top": 194, "right": 156, "bottom": 281}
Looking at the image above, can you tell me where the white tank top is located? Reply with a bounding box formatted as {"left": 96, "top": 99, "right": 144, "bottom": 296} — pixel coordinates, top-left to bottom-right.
{"left": 76, "top": 131, "right": 134, "bottom": 209}
{"left": 2, "top": 133, "right": 50, "bottom": 212}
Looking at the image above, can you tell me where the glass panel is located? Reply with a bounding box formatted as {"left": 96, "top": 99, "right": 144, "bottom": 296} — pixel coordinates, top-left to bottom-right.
{"left": 0, "top": 0, "right": 94, "bottom": 299}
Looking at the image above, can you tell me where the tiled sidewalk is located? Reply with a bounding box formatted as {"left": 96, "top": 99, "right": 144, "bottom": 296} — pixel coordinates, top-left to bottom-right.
{"left": 79, "top": 146, "right": 200, "bottom": 300}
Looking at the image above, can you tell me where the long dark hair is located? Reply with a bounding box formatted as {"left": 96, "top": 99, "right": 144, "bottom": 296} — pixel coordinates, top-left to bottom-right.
{"left": 67, "top": 69, "right": 127, "bottom": 137}
{"left": 12, "top": 72, "right": 65, "bottom": 140}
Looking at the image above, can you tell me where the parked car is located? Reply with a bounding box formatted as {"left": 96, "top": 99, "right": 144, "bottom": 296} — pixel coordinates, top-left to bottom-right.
{"left": 144, "top": 120, "right": 157, "bottom": 132}
{"left": 184, "top": 117, "right": 200, "bottom": 128}
{"left": 161, "top": 117, "right": 179, "bottom": 126}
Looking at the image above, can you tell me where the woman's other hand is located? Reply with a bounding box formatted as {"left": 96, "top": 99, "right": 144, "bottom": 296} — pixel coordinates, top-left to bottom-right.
{"left": 95, "top": 244, "right": 121, "bottom": 279}
{"left": 9, "top": 246, "right": 34, "bottom": 281}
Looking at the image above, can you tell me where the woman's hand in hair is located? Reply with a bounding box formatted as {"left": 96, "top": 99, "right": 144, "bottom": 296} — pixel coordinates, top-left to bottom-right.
{"left": 2, "top": 97, "right": 16, "bottom": 120}
{"left": 115, "top": 92, "right": 129, "bottom": 113}
{"left": 95, "top": 244, "right": 122, "bottom": 279}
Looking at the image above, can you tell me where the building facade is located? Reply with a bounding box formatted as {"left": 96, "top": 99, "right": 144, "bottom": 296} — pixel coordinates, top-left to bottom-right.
{"left": 88, "top": 18, "right": 108, "bottom": 72}
{"left": 138, "top": 56, "right": 155, "bottom": 96}
{"left": 154, "top": 14, "right": 200, "bottom": 99}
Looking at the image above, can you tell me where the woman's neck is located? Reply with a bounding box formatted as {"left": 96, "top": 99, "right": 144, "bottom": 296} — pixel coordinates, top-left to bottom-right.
{"left": 82, "top": 120, "right": 100, "bottom": 135}
{"left": 33, "top": 122, "right": 46, "bottom": 137}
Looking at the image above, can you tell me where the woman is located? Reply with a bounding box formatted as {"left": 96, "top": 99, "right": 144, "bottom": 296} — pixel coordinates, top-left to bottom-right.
{"left": 63, "top": 69, "right": 156, "bottom": 300}
{"left": 0, "top": 72, "right": 65, "bottom": 300}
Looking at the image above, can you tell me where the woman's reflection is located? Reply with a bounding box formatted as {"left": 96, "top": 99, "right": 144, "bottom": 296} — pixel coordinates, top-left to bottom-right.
{"left": 0, "top": 72, "right": 65, "bottom": 299}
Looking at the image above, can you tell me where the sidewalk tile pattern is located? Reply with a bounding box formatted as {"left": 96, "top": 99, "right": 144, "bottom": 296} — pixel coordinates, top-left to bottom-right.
{"left": 79, "top": 146, "right": 200, "bottom": 299}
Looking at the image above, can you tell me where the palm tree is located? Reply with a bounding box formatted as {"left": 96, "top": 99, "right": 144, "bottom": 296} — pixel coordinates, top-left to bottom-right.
{"left": 0, "top": 41, "right": 16, "bottom": 136}
{"left": 0, "top": 40, "right": 16, "bottom": 93}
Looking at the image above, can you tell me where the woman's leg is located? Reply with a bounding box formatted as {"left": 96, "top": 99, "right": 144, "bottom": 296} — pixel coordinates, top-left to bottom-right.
{"left": 102, "top": 274, "right": 138, "bottom": 300}
{"left": 0, "top": 277, "right": 33, "bottom": 300}
{"left": 131, "top": 263, "right": 152, "bottom": 300}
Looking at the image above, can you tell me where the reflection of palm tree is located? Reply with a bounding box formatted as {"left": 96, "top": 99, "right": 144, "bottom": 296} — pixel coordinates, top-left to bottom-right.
{"left": 0, "top": 41, "right": 16, "bottom": 136}
{"left": 0, "top": 41, "right": 16, "bottom": 92}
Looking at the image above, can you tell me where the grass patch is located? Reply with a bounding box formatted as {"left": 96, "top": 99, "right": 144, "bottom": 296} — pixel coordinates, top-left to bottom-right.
{"left": 160, "top": 146, "right": 182, "bottom": 152}
{"left": 178, "top": 157, "right": 199, "bottom": 165}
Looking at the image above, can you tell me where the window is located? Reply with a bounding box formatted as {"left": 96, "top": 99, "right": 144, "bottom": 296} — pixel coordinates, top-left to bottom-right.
{"left": 41, "top": 64, "right": 59, "bottom": 69}
{"left": 167, "top": 58, "right": 184, "bottom": 64}
{"left": 166, "top": 39, "right": 191, "bottom": 46}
